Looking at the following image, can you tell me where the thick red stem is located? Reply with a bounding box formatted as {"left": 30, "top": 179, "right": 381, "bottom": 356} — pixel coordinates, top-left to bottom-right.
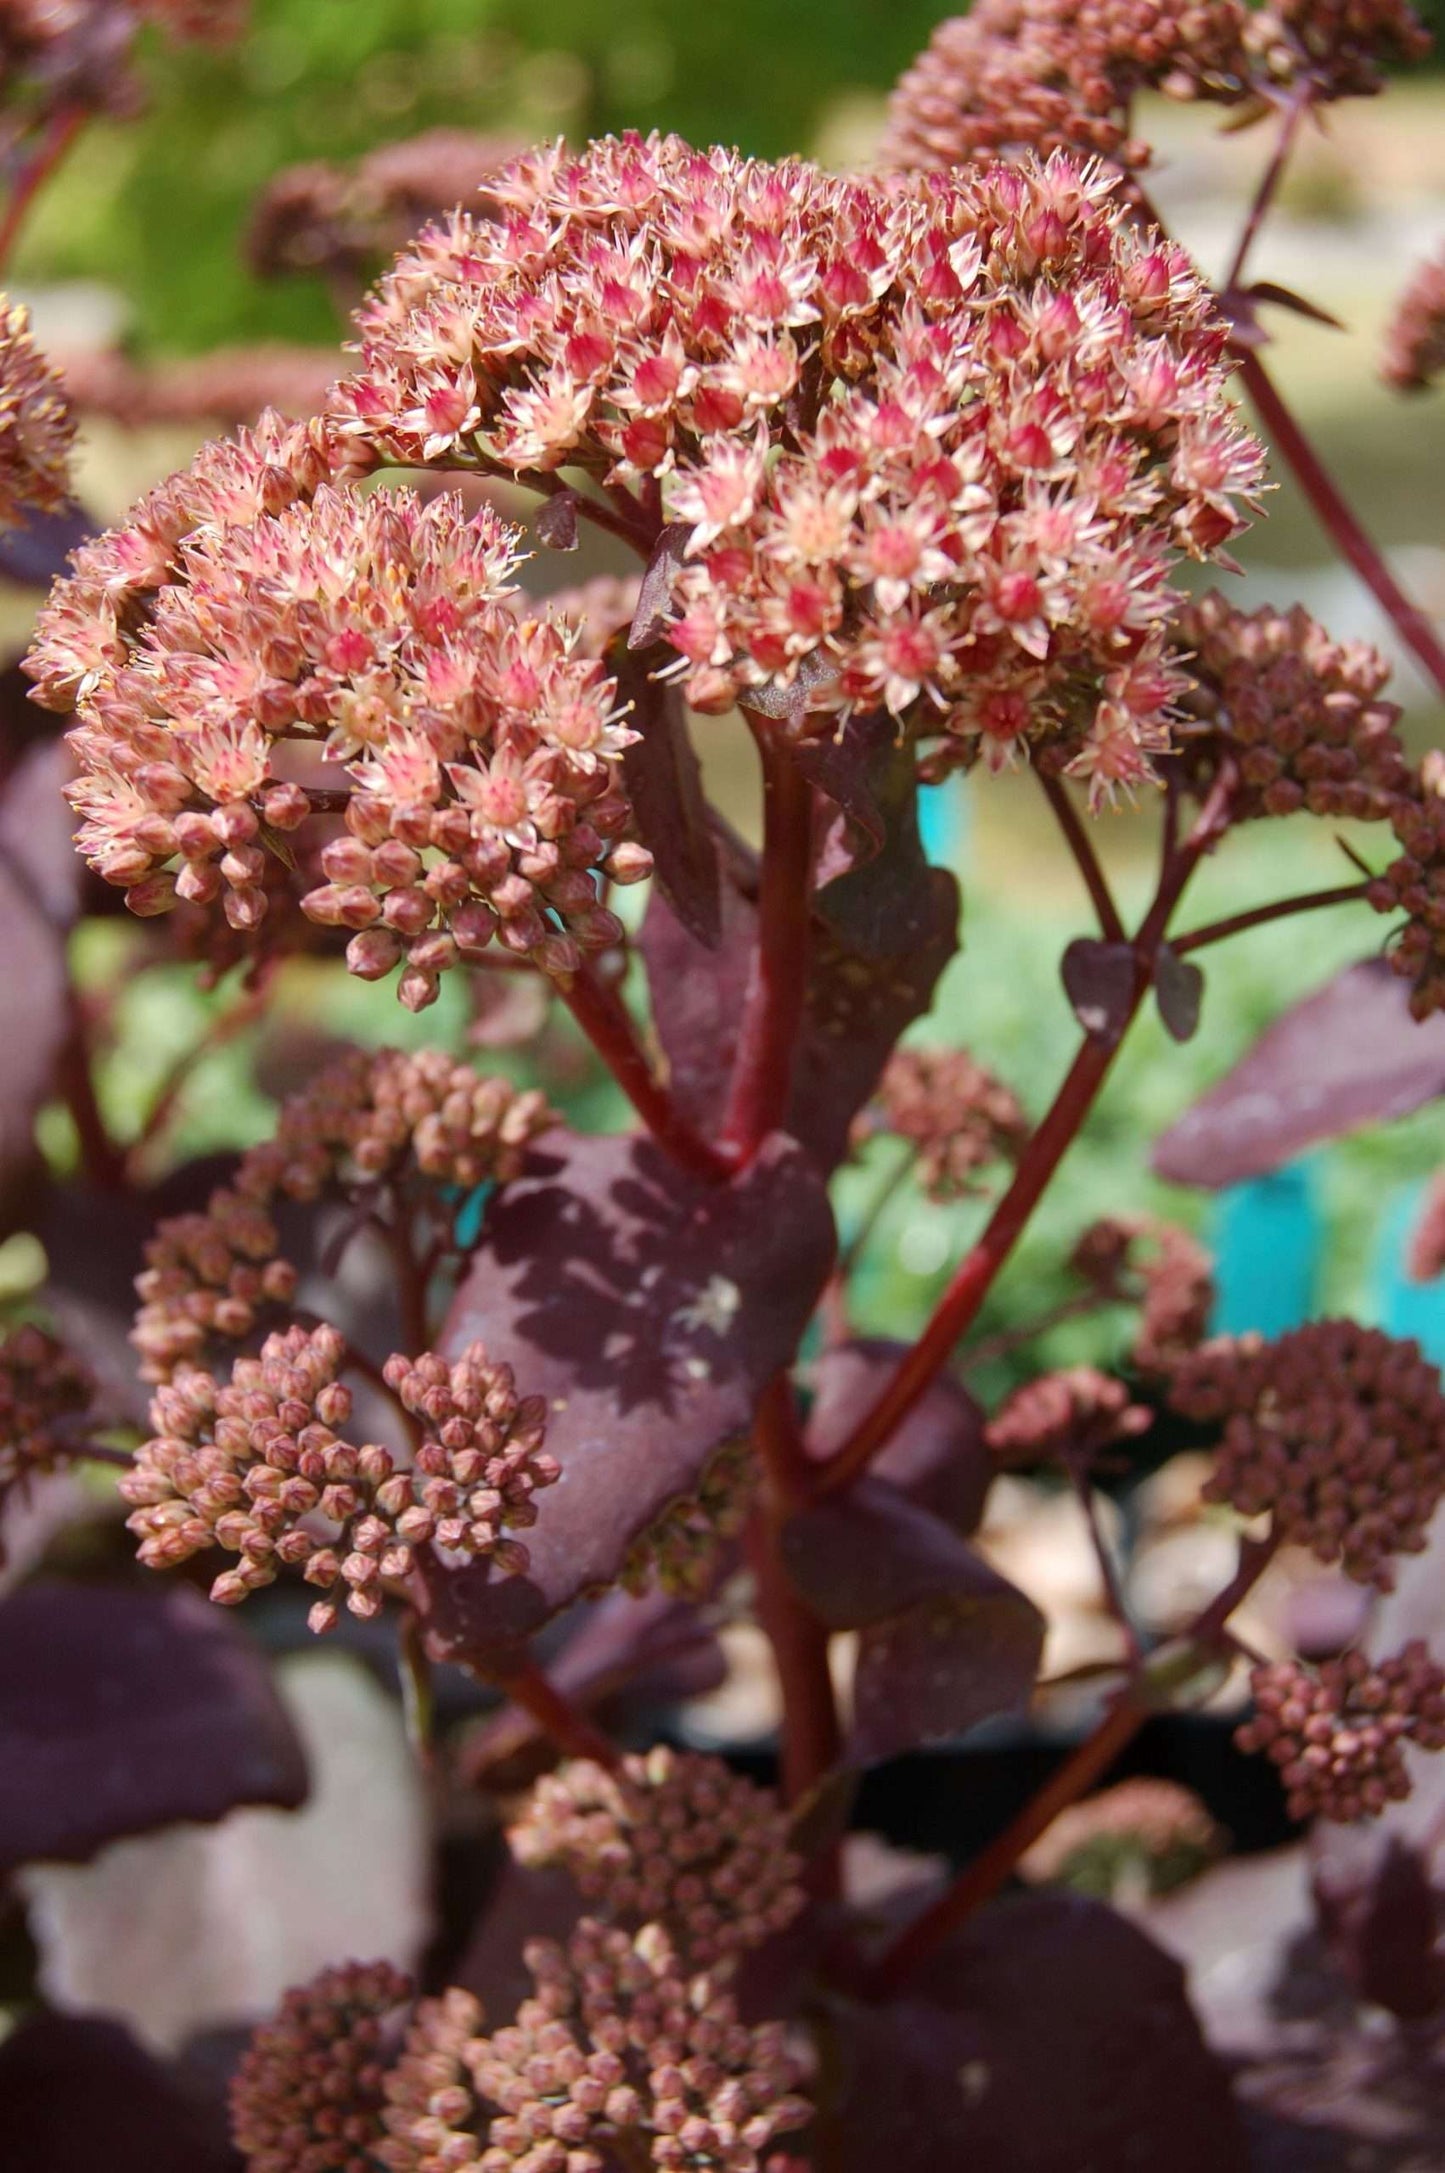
{"left": 744, "top": 1506, "right": 842, "bottom": 1881}
{"left": 57, "top": 1004, "right": 125, "bottom": 1191}
{"left": 562, "top": 964, "right": 732, "bottom": 1184}
{"left": 502, "top": 1662, "right": 624, "bottom": 1769}
{"left": 1238, "top": 348, "right": 1445, "bottom": 698}
{"left": 0, "top": 104, "right": 85, "bottom": 270}
{"left": 718, "top": 720, "right": 814, "bottom": 1165}
{"left": 1038, "top": 772, "right": 1125, "bottom": 943}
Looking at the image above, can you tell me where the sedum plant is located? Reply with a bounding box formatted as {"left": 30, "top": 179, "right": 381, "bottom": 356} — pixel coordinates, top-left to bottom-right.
{"left": 6, "top": 2, "right": 1445, "bottom": 2166}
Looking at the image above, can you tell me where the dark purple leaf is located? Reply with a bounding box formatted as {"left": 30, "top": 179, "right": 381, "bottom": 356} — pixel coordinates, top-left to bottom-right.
{"left": 793, "top": 709, "right": 897, "bottom": 883}
{"left": 455, "top": 1852, "right": 586, "bottom": 2024}
{"left": 0, "top": 498, "right": 93, "bottom": 588}
{"left": 627, "top": 524, "right": 690, "bottom": 651}
{"left": 737, "top": 647, "right": 839, "bottom": 724}
{"left": 824, "top": 1891, "right": 1246, "bottom": 2173}
{"left": 780, "top": 1478, "right": 1042, "bottom": 1761}
{"left": 804, "top": 1338, "right": 990, "bottom": 1533}
{"left": 0, "top": 1580, "right": 307, "bottom": 1874}
{"left": 0, "top": 845, "right": 69, "bottom": 1228}
{"left": 1062, "top": 938, "right": 1136, "bottom": 1044}
{"left": 534, "top": 490, "right": 579, "bottom": 550}
{"left": 0, "top": 737, "right": 82, "bottom": 929}
{"left": 0, "top": 2012, "right": 236, "bottom": 2173}
{"left": 1153, "top": 958, "right": 1445, "bottom": 1190}
{"left": 1155, "top": 944, "right": 1204, "bottom": 1044}
{"left": 636, "top": 854, "right": 755, "bottom": 1128}
{"left": 613, "top": 645, "right": 721, "bottom": 947}
{"left": 421, "top": 1132, "right": 835, "bottom": 1669}
{"left": 1312, "top": 1836, "right": 1445, "bottom": 2021}
{"left": 459, "top": 1588, "right": 725, "bottom": 1785}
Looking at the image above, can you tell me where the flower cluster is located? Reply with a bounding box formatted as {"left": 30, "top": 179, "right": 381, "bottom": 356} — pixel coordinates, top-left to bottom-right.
{"left": 986, "top": 1363, "right": 1151, "bottom": 1466}
{"left": 1369, "top": 747, "right": 1445, "bottom": 1020}
{"left": 0, "top": 1323, "right": 94, "bottom": 1545}
{"left": 330, "top": 132, "right": 1262, "bottom": 800}
{"left": 375, "top": 1985, "right": 488, "bottom": 2173}
{"left": 856, "top": 1043, "right": 1028, "bottom": 1200}
{"left": 1019, "top": 1776, "right": 1222, "bottom": 1894}
{"left": 1173, "top": 591, "right": 1411, "bottom": 825}
{"left": 1170, "top": 1320, "right": 1445, "bottom": 1587}
{"left": 880, "top": 0, "right": 1255, "bottom": 177}
{"left": 0, "top": 0, "right": 248, "bottom": 119}
{"left": 880, "top": 0, "right": 1430, "bottom": 179}
{"left": 471, "top": 1919, "right": 811, "bottom": 2173}
{"left": 1070, "top": 1214, "right": 1215, "bottom": 1373}
{"left": 0, "top": 296, "right": 75, "bottom": 531}
{"left": 133, "top": 1046, "right": 553, "bottom": 1382}
{"left": 228, "top": 1957, "right": 412, "bottom": 2173}
{"left": 1237, "top": 1641, "right": 1445, "bottom": 1822}
{"left": 32, "top": 444, "right": 646, "bottom": 1005}
{"left": 56, "top": 339, "right": 339, "bottom": 432}
{"left": 247, "top": 129, "right": 519, "bottom": 287}
{"left": 1382, "top": 245, "right": 1445, "bottom": 393}
{"left": 620, "top": 1437, "right": 754, "bottom": 1602}
{"left": 509, "top": 1749, "right": 804, "bottom": 1968}
{"left": 120, "top": 1321, "right": 557, "bottom": 1633}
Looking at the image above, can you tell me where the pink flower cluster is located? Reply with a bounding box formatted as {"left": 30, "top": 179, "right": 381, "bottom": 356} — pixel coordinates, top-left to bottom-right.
{"left": 132, "top": 1046, "right": 553, "bottom": 1383}
{"left": 509, "top": 1749, "right": 805, "bottom": 1968}
{"left": 880, "top": 0, "right": 1430, "bottom": 179}
{"left": 1381, "top": 245, "right": 1445, "bottom": 393}
{"left": 1070, "top": 1215, "right": 1215, "bottom": 1373}
{"left": 857, "top": 1042, "right": 1028, "bottom": 1200}
{"left": 228, "top": 1958, "right": 412, "bottom": 2173}
{"left": 1370, "top": 749, "right": 1445, "bottom": 1019}
{"left": 986, "top": 1363, "right": 1151, "bottom": 1466}
{"left": 30, "top": 423, "right": 646, "bottom": 1007}
{"left": 0, "top": 296, "right": 75, "bottom": 531}
{"left": 1170, "top": 1320, "right": 1445, "bottom": 1587}
{"left": 1238, "top": 1641, "right": 1445, "bottom": 1822}
{"left": 121, "top": 1320, "right": 557, "bottom": 1632}
{"left": 0, "top": 1323, "right": 93, "bottom": 1544}
{"left": 1019, "top": 1775, "right": 1221, "bottom": 1891}
{"left": 331, "top": 132, "right": 1262, "bottom": 803}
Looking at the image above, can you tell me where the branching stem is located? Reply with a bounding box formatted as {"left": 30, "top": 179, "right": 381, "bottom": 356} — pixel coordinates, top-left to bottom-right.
{"left": 561, "top": 964, "right": 733, "bottom": 1185}
{"left": 719, "top": 717, "right": 815, "bottom": 1165}
{"left": 1038, "top": 772, "right": 1125, "bottom": 943}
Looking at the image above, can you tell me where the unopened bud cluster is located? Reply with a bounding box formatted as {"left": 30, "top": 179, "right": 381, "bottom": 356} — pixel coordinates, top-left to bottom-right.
{"left": 1382, "top": 246, "right": 1445, "bottom": 393}
{"left": 1238, "top": 1641, "right": 1445, "bottom": 1823}
{"left": 228, "top": 1957, "right": 412, "bottom": 2173}
{"left": 1019, "top": 1776, "right": 1221, "bottom": 1894}
{"left": 1170, "top": 1320, "right": 1445, "bottom": 1587}
{"left": 858, "top": 1044, "right": 1027, "bottom": 1200}
{"left": 620, "top": 1438, "right": 755, "bottom": 1602}
{"left": 1070, "top": 1215, "right": 1214, "bottom": 1374}
{"left": 1369, "top": 752, "right": 1445, "bottom": 1020}
{"left": 0, "top": 296, "right": 76, "bottom": 531}
{"left": 986, "top": 1364, "right": 1150, "bottom": 1467}
{"left": 26, "top": 422, "right": 649, "bottom": 1007}
{"left": 120, "top": 1321, "right": 557, "bottom": 1632}
{"left": 133, "top": 1047, "right": 552, "bottom": 1383}
{"left": 510, "top": 1749, "right": 804, "bottom": 1969}
{"left": 247, "top": 128, "right": 518, "bottom": 287}
{"left": 1174, "top": 593, "right": 1410, "bottom": 825}
{"left": 0, "top": 1323, "right": 94, "bottom": 1534}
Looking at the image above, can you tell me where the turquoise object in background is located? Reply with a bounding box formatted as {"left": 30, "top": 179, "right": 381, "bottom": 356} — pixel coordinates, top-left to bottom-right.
{"left": 1208, "top": 1163, "right": 1320, "bottom": 1338}
{"left": 1376, "top": 1182, "right": 1445, "bottom": 1366}
{"left": 918, "top": 772, "right": 969, "bottom": 867}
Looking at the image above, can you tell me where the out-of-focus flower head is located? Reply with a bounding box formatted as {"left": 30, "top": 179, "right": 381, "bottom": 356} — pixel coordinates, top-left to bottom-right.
{"left": 1070, "top": 1214, "right": 1215, "bottom": 1373}
{"left": 467, "top": 1917, "right": 812, "bottom": 2172}
{"left": 1170, "top": 1320, "right": 1445, "bottom": 1586}
{"left": 509, "top": 1748, "right": 805, "bottom": 1968}
{"left": 229, "top": 1957, "right": 412, "bottom": 2173}
{"left": 28, "top": 416, "right": 649, "bottom": 1007}
{"left": 986, "top": 1363, "right": 1151, "bottom": 1466}
{"left": 1381, "top": 245, "right": 1445, "bottom": 393}
{"left": 855, "top": 1043, "right": 1028, "bottom": 1200}
{"left": 0, "top": 296, "right": 75, "bottom": 530}
{"left": 132, "top": 1045, "right": 553, "bottom": 1383}
{"left": 0, "top": 0, "right": 249, "bottom": 121}
{"left": 1237, "top": 1641, "right": 1445, "bottom": 1821}
{"left": 0, "top": 1322, "right": 94, "bottom": 1552}
{"left": 329, "top": 131, "right": 1262, "bottom": 807}
{"left": 1369, "top": 749, "right": 1445, "bottom": 1019}
{"left": 121, "top": 1320, "right": 558, "bottom": 1632}
{"left": 880, "top": 0, "right": 1430, "bottom": 180}
{"left": 1019, "top": 1775, "right": 1222, "bottom": 1892}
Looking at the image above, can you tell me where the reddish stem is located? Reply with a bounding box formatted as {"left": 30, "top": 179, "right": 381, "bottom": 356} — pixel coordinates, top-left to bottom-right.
{"left": 1223, "top": 90, "right": 1310, "bottom": 295}
{"left": 1238, "top": 348, "right": 1445, "bottom": 697}
{"left": 753, "top": 1372, "right": 812, "bottom": 1514}
{"left": 56, "top": 1002, "right": 126, "bottom": 1191}
{"left": 0, "top": 104, "right": 85, "bottom": 271}
{"left": 501, "top": 1661, "right": 624, "bottom": 1769}
{"left": 744, "top": 1506, "right": 842, "bottom": 1877}
{"left": 719, "top": 719, "right": 815, "bottom": 1164}
{"left": 1038, "top": 772, "right": 1125, "bottom": 943}
{"left": 561, "top": 964, "right": 733, "bottom": 1184}
{"left": 1170, "top": 879, "right": 1372, "bottom": 955}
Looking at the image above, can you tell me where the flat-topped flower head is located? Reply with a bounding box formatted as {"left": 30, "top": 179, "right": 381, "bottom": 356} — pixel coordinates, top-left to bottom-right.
{"left": 1238, "top": 1641, "right": 1445, "bottom": 1822}
{"left": 330, "top": 132, "right": 1261, "bottom": 803}
{"left": 1173, "top": 592, "right": 1410, "bottom": 824}
{"left": 1019, "top": 1775, "right": 1222, "bottom": 1892}
{"left": 121, "top": 1322, "right": 557, "bottom": 1632}
{"left": 509, "top": 1748, "right": 805, "bottom": 1967}
{"left": 1170, "top": 1320, "right": 1445, "bottom": 1586}
{"left": 132, "top": 1047, "right": 553, "bottom": 1383}
{"left": 0, "top": 1323, "right": 94, "bottom": 1551}
{"left": 1382, "top": 246, "right": 1445, "bottom": 394}
{"left": 229, "top": 1958, "right": 412, "bottom": 2173}
{"left": 469, "top": 1918, "right": 812, "bottom": 2173}
{"left": 31, "top": 442, "right": 646, "bottom": 1006}
{"left": 0, "top": 297, "right": 76, "bottom": 530}
{"left": 986, "top": 1364, "right": 1151, "bottom": 1466}
{"left": 856, "top": 1043, "right": 1028, "bottom": 1200}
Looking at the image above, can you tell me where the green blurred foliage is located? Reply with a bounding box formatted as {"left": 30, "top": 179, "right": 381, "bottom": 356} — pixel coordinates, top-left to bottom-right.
{"left": 15, "top": 0, "right": 942, "bottom": 354}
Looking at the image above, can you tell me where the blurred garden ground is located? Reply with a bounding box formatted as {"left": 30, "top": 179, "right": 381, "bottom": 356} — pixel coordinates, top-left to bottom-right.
{"left": 4, "top": 2, "right": 1445, "bottom": 1386}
